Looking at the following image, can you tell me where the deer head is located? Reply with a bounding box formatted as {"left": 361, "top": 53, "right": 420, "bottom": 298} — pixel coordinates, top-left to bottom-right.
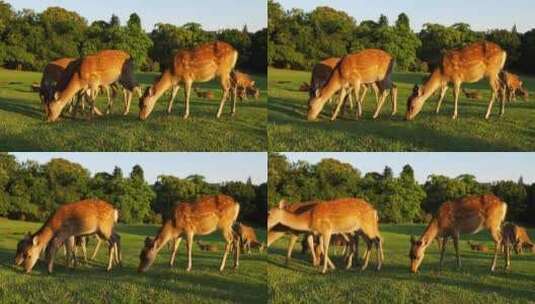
{"left": 267, "top": 202, "right": 287, "bottom": 230}
{"left": 138, "top": 236, "right": 157, "bottom": 272}
{"left": 405, "top": 85, "right": 425, "bottom": 120}
{"left": 15, "top": 232, "right": 42, "bottom": 273}
{"left": 409, "top": 235, "right": 427, "bottom": 273}
{"left": 139, "top": 86, "right": 157, "bottom": 120}
{"left": 307, "top": 96, "right": 324, "bottom": 121}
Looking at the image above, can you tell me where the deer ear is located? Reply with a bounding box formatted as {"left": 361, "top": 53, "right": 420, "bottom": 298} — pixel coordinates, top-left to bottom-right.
{"left": 148, "top": 87, "right": 155, "bottom": 97}
{"left": 314, "top": 88, "right": 320, "bottom": 98}
{"left": 54, "top": 91, "right": 60, "bottom": 101}
{"left": 278, "top": 199, "right": 287, "bottom": 209}
{"left": 250, "top": 81, "right": 255, "bottom": 87}
{"left": 32, "top": 236, "right": 39, "bottom": 246}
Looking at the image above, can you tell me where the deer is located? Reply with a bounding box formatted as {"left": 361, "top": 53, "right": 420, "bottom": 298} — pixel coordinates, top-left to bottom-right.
{"left": 267, "top": 201, "right": 320, "bottom": 266}
{"left": 462, "top": 88, "right": 483, "bottom": 100}
{"left": 467, "top": 240, "right": 489, "bottom": 253}
{"left": 45, "top": 50, "right": 140, "bottom": 122}
{"left": 237, "top": 86, "right": 260, "bottom": 101}
{"left": 268, "top": 198, "right": 383, "bottom": 274}
{"left": 194, "top": 87, "right": 215, "bottom": 100}
{"left": 307, "top": 50, "right": 397, "bottom": 121}
{"left": 196, "top": 240, "right": 218, "bottom": 252}
{"left": 138, "top": 194, "right": 240, "bottom": 273}
{"left": 236, "top": 223, "right": 264, "bottom": 254}
{"left": 231, "top": 70, "right": 257, "bottom": 102}
{"left": 502, "top": 223, "right": 534, "bottom": 255}
{"left": 500, "top": 71, "right": 528, "bottom": 102}
{"left": 14, "top": 199, "right": 119, "bottom": 274}
{"left": 139, "top": 41, "right": 238, "bottom": 120}
{"left": 409, "top": 194, "right": 508, "bottom": 273}
{"left": 406, "top": 41, "right": 507, "bottom": 120}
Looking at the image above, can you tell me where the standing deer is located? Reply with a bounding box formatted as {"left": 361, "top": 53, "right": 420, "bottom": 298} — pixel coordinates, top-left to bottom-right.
{"left": 236, "top": 223, "right": 264, "bottom": 254}
{"left": 406, "top": 41, "right": 507, "bottom": 120}
{"left": 409, "top": 194, "right": 507, "bottom": 273}
{"left": 138, "top": 41, "right": 238, "bottom": 120}
{"left": 307, "top": 49, "right": 397, "bottom": 121}
{"left": 268, "top": 198, "right": 383, "bottom": 274}
{"left": 500, "top": 71, "right": 528, "bottom": 102}
{"left": 45, "top": 50, "right": 140, "bottom": 122}
{"left": 138, "top": 194, "right": 240, "bottom": 273}
{"left": 14, "top": 199, "right": 119, "bottom": 274}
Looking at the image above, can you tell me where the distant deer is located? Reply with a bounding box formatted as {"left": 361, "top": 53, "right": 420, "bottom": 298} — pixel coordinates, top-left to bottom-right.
{"left": 14, "top": 199, "right": 119, "bottom": 274}
{"left": 269, "top": 198, "right": 383, "bottom": 274}
{"left": 231, "top": 70, "right": 257, "bottom": 101}
{"left": 45, "top": 50, "right": 140, "bottom": 122}
{"left": 139, "top": 41, "right": 238, "bottom": 120}
{"left": 138, "top": 194, "right": 240, "bottom": 273}
{"left": 307, "top": 50, "right": 397, "bottom": 121}
{"left": 267, "top": 201, "right": 320, "bottom": 266}
{"left": 236, "top": 223, "right": 263, "bottom": 254}
{"left": 500, "top": 71, "right": 529, "bottom": 102}
{"left": 406, "top": 41, "right": 507, "bottom": 120}
{"left": 467, "top": 240, "right": 489, "bottom": 253}
{"left": 502, "top": 223, "right": 534, "bottom": 255}
{"left": 462, "top": 88, "right": 483, "bottom": 100}
{"left": 194, "top": 87, "right": 215, "bottom": 100}
{"left": 196, "top": 240, "right": 218, "bottom": 252}
{"left": 409, "top": 194, "right": 507, "bottom": 273}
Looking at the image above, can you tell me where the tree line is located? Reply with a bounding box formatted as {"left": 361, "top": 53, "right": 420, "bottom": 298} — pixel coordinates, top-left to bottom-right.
{"left": 268, "top": 153, "right": 535, "bottom": 225}
{"left": 268, "top": 1, "right": 535, "bottom": 74}
{"left": 0, "top": 153, "right": 267, "bottom": 226}
{"left": 0, "top": 2, "right": 267, "bottom": 72}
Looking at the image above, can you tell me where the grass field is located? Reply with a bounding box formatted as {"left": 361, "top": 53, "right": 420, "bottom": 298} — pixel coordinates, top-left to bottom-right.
{"left": 268, "top": 224, "right": 535, "bottom": 303}
{"left": 268, "top": 68, "right": 535, "bottom": 151}
{"left": 0, "top": 69, "right": 267, "bottom": 151}
{"left": 0, "top": 218, "right": 267, "bottom": 304}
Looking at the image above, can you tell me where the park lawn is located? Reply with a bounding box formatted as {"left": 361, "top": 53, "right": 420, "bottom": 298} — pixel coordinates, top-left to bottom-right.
{"left": 0, "top": 218, "right": 267, "bottom": 304}
{"left": 0, "top": 69, "right": 267, "bottom": 151}
{"left": 268, "top": 68, "right": 535, "bottom": 151}
{"left": 268, "top": 224, "right": 535, "bottom": 304}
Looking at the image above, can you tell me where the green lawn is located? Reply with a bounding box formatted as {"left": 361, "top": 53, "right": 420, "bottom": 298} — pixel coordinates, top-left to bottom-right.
{"left": 268, "top": 68, "right": 535, "bottom": 151}
{"left": 268, "top": 224, "right": 535, "bottom": 304}
{"left": 0, "top": 69, "right": 267, "bottom": 151}
{"left": 0, "top": 218, "right": 267, "bottom": 304}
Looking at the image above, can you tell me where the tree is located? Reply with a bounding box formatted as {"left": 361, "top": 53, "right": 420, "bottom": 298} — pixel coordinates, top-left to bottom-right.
{"left": 492, "top": 181, "right": 527, "bottom": 221}
{"left": 130, "top": 164, "right": 145, "bottom": 182}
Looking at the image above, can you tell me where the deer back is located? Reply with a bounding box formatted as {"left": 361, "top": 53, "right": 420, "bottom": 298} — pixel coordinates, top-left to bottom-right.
{"left": 338, "top": 49, "right": 394, "bottom": 84}
{"left": 442, "top": 41, "right": 506, "bottom": 82}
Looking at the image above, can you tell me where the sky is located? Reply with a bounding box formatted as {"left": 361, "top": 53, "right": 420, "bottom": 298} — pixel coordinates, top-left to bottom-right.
{"left": 277, "top": 0, "right": 535, "bottom": 32}
{"left": 10, "top": 152, "right": 267, "bottom": 184}
{"left": 9, "top": 0, "right": 267, "bottom": 32}
{"left": 282, "top": 153, "right": 535, "bottom": 184}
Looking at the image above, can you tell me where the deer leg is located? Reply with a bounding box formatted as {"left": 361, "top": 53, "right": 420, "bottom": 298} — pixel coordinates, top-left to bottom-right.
{"left": 452, "top": 83, "right": 460, "bottom": 119}
{"left": 219, "top": 229, "right": 233, "bottom": 272}
{"left": 485, "top": 77, "right": 500, "bottom": 120}
{"left": 330, "top": 87, "right": 348, "bottom": 121}
{"left": 391, "top": 85, "right": 398, "bottom": 116}
{"left": 490, "top": 227, "right": 502, "bottom": 272}
{"left": 47, "top": 234, "right": 68, "bottom": 274}
{"left": 439, "top": 236, "right": 448, "bottom": 270}
{"left": 231, "top": 83, "right": 237, "bottom": 116}
{"left": 286, "top": 234, "right": 298, "bottom": 265}
{"left": 105, "top": 86, "right": 113, "bottom": 115}
{"left": 167, "top": 85, "right": 179, "bottom": 114}
{"left": 361, "top": 237, "right": 372, "bottom": 271}
{"left": 453, "top": 234, "right": 461, "bottom": 269}
{"left": 216, "top": 75, "right": 231, "bottom": 118}
{"left": 169, "top": 237, "right": 182, "bottom": 267}
{"left": 505, "top": 239, "right": 511, "bottom": 271}
{"left": 91, "top": 237, "right": 102, "bottom": 260}
{"left": 233, "top": 231, "right": 240, "bottom": 269}
{"left": 185, "top": 232, "right": 194, "bottom": 271}
{"left": 267, "top": 231, "right": 286, "bottom": 247}
{"left": 376, "top": 236, "right": 384, "bottom": 270}
{"left": 80, "top": 237, "right": 87, "bottom": 263}
{"left": 183, "top": 81, "right": 193, "bottom": 119}
{"left": 122, "top": 90, "right": 132, "bottom": 115}
{"left": 435, "top": 86, "right": 448, "bottom": 114}
{"left": 306, "top": 234, "right": 319, "bottom": 266}
{"left": 321, "top": 232, "right": 332, "bottom": 274}
{"left": 372, "top": 86, "right": 388, "bottom": 119}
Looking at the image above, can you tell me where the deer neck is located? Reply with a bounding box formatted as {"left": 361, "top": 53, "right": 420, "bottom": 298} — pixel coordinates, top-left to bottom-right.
{"left": 152, "top": 70, "right": 174, "bottom": 100}
{"left": 154, "top": 220, "right": 180, "bottom": 251}
{"left": 319, "top": 71, "right": 343, "bottom": 103}
{"left": 420, "top": 218, "right": 440, "bottom": 247}
{"left": 56, "top": 73, "right": 83, "bottom": 108}
{"left": 420, "top": 68, "right": 446, "bottom": 101}
{"left": 34, "top": 226, "right": 54, "bottom": 250}
{"left": 280, "top": 210, "right": 312, "bottom": 232}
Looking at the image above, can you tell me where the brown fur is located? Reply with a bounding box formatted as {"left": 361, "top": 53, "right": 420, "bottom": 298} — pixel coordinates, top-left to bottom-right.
{"left": 268, "top": 198, "right": 383, "bottom": 274}
{"left": 231, "top": 70, "right": 257, "bottom": 101}
{"left": 237, "top": 223, "right": 263, "bottom": 254}
{"left": 194, "top": 87, "right": 214, "bottom": 100}
{"left": 462, "top": 88, "right": 483, "bottom": 100}
{"left": 502, "top": 223, "right": 534, "bottom": 255}
{"left": 138, "top": 194, "right": 240, "bottom": 272}
{"left": 500, "top": 71, "right": 528, "bottom": 102}
{"left": 139, "top": 41, "right": 238, "bottom": 120}
{"left": 307, "top": 50, "right": 397, "bottom": 121}
{"left": 15, "top": 199, "right": 119, "bottom": 274}
{"left": 409, "top": 194, "right": 507, "bottom": 273}
{"left": 406, "top": 41, "right": 506, "bottom": 120}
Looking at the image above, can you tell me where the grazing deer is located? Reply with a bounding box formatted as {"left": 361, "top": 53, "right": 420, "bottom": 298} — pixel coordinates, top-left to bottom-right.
{"left": 462, "top": 88, "right": 483, "bottom": 100}
{"left": 268, "top": 198, "right": 383, "bottom": 274}
{"left": 14, "top": 199, "right": 119, "bottom": 274}
{"left": 238, "top": 86, "right": 260, "bottom": 101}
{"left": 138, "top": 194, "right": 240, "bottom": 273}
{"left": 236, "top": 223, "right": 263, "bottom": 254}
{"left": 406, "top": 41, "right": 507, "bottom": 120}
{"left": 502, "top": 223, "right": 534, "bottom": 255}
{"left": 467, "top": 240, "right": 489, "bottom": 253}
{"left": 196, "top": 240, "right": 218, "bottom": 252}
{"left": 500, "top": 71, "right": 528, "bottom": 102}
{"left": 267, "top": 201, "right": 320, "bottom": 266}
{"left": 45, "top": 50, "right": 140, "bottom": 122}
{"left": 409, "top": 194, "right": 507, "bottom": 273}
{"left": 309, "top": 57, "right": 355, "bottom": 114}
{"left": 307, "top": 50, "right": 397, "bottom": 121}
{"left": 231, "top": 70, "right": 257, "bottom": 101}
{"left": 139, "top": 41, "right": 238, "bottom": 120}
{"left": 194, "top": 87, "right": 214, "bottom": 100}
